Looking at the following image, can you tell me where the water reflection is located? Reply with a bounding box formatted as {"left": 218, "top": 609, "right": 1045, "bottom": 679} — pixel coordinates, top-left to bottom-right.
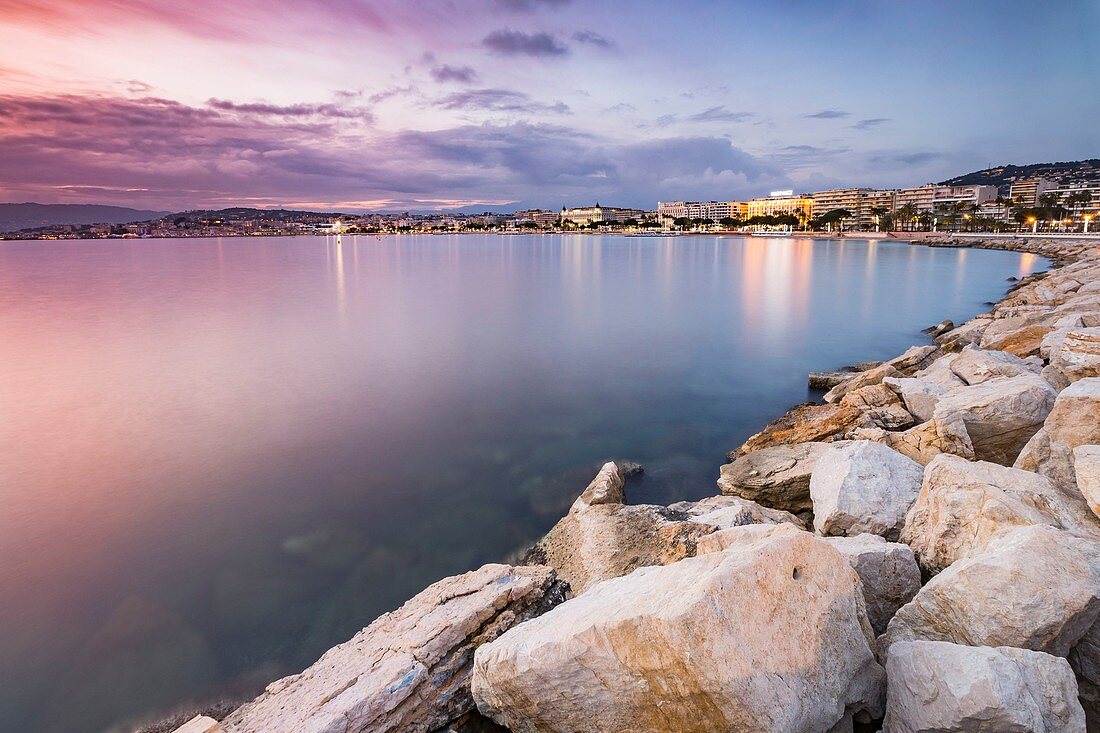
{"left": 0, "top": 235, "right": 1043, "bottom": 733}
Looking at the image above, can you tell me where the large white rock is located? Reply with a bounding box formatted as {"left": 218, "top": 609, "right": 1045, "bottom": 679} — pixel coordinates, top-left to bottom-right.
{"left": 824, "top": 534, "right": 921, "bottom": 636}
{"left": 949, "top": 345, "right": 1041, "bottom": 385}
{"left": 883, "top": 376, "right": 951, "bottom": 423}
{"left": 810, "top": 441, "right": 924, "bottom": 541}
{"left": 1076, "top": 446, "right": 1100, "bottom": 520}
{"left": 932, "top": 373, "right": 1057, "bottom": 465}
{"left": 1016, "top": 378, "right": 1100, "bottom": 487}
{"left": 173, "top": 717, "right": 221, "bottom": 733}
{"left": 717, "top": 442, "right": 830, "bottom": 513}
{"left": 532, "top": 463, "right": 797, "bottom": 595}
{"left": 220, "top": 564, "right": 565, "bottom": 733}
{"left": 824, "top": 362, "right": 900, "bottom": 403}
{"left": 472, "top": 524, "right": 886, "bottom": 733}
{"left": 882, "top": 525, "right": 1100, "bottom": 657}
{"left": 884, "top": 640, "right": 1086, "bottom": 733}
{"left": 900, "top": 453, "right": 1097, "bottom": 575}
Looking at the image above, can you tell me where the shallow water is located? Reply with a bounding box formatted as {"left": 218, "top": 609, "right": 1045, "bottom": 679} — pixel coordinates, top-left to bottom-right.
{"left": 0, "top": 234, "right": 1043, "bottom": 732}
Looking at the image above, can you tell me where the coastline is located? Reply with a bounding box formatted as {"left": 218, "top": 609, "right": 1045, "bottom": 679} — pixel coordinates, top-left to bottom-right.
{"left": 155, "top": 234, "right": 1100, "bottom": 733}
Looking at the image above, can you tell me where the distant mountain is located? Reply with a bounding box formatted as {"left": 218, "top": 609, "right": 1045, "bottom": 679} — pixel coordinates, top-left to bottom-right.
{"left": 940, "top": 159, "right": 1100, "bottom": 194}
{"left": 0, "top": 203, "right": 171, "bottom": 232}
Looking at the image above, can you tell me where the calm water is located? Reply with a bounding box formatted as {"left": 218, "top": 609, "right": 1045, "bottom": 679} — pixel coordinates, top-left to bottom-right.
{"left": 0, "top": 234, "right": 1042, "bottom": 732}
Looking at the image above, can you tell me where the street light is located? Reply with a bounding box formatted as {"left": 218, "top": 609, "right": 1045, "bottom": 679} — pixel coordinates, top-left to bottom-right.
{"left": 1085, "top": 215, "right": 1093, "bottom": 234}
{"left": 1028, "top": 216, "right": 1037, "bottom": 234}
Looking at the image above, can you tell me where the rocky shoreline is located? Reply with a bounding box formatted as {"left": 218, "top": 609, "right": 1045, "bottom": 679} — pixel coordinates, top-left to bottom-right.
{"left": 166, "top": 236, "right": 1100, "bottom": 733}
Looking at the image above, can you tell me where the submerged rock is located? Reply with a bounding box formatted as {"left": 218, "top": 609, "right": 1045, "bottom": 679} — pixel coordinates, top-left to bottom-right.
{"left": 884, "top": 641, "right": 1085, "bottom": 733}
{"left": 220, "top": 563, "right": 566, "bottom": 733}
{"left": 471, "top": 524, "right": 885, "bottom": 733}
{"left": 810, "top": 441, "right": 924, "bottom": 541}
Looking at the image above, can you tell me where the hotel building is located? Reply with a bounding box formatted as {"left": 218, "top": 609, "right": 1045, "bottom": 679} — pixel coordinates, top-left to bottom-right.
{"left": 1009, "top": 178, "right": 1056, "bottom": 206}
{"left": 560, "top": 203, "right": 647, "bottom": 226}
{"left": 657, "top": 200, "right": 748, "bottom": 224}
{"left": 745, "top": 191, "right": 813, "bottom": 223}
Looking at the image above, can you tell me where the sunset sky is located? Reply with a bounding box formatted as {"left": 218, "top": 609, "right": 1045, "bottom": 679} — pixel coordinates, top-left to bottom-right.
{"left": 1, "top": 0, "right": 1097, "bottom": 212}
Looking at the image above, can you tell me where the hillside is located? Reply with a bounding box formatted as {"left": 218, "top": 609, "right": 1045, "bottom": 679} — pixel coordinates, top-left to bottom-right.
{"left": 940, "top": 159, "right": 1100, "bottom": 194}
{"left": 0, "top": 203, "right": 171, "bottom": 232}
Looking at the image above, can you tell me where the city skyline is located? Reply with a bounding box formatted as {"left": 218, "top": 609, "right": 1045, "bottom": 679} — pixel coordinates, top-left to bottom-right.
{"left": 1, "top": 0, "right": 1097, "bottom": 212}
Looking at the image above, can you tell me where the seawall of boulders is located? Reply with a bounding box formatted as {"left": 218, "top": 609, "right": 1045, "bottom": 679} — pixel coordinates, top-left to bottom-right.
{"left": 170, "top": 236, "right": 1100, "bottom": 733}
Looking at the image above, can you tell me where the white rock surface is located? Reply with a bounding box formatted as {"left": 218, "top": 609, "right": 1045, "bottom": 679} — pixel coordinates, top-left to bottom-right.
{"left": 716, "top": 442, "right": 829, "bottom": 512}
{"left": 824, "top": 534, "right": 921, "bottom": 636}
{"left": 173, "top": 717, "right": 221, "bottom": 733}
{"left": 932, "top": 373, "right": 1057, "bottom": 465}
{"left": 883, "top": 376, "right": 950, "bottom": 423}
{"left": 900, "top": 453, "right": 1096, "bottom": 575}
{"left": 884, "top": 640, "right": 1086, "bottom": 733}
{"left": 824, "top": 362, "right": 900, "bottom": 403}
{"left": 1016, "top": 378, "right": 1100, "bottom": 487}
{"left": 949, "top": 345, "right": 1041, "bottom": 385}
{"left": 1075, "top": 445, "right": 1100, "bottom": 520}
{"left": 220, "top": 564, "right": 565, "bottom": 733}
{"left": 810, "top": 441, "right": 924, "bottom": 541}
{"left": 472, "top": 524, "right": 885, "bottom": 733}
{"left": 882, "top": 525, "right": 1100, "bottom": 657}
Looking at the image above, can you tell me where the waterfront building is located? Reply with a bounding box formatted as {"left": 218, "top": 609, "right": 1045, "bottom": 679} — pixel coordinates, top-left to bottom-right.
{"left": 810, "top": 188, "right": 874, "bottom": 228}
{"left": 657, "top": 201, "right": 745, "bottom": 224}
{"left": 515, "top": 209, "right": 561, "bottom": 227}
{"left": 893, "top": 185, "right": 937, "bottom": 214}
{"left": 1009, "top": 178, "right": 1056, "bottom": 206}
{"left": 745, "top": 191, "right": 813, "bottom": 223}
{"left": 561, "top": 203, "right": 646, "bottom": 225}
{"left": 1049, "top": 182, "right": 1100, "bottom": 219}
{"left": 932, "top": 185, "right": 998, "bottom": 213}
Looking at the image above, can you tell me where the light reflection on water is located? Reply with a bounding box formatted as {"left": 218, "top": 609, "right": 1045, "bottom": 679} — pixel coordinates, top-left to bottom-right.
{"left": 0, "top": 234, "right": 1043, "bottom": 732}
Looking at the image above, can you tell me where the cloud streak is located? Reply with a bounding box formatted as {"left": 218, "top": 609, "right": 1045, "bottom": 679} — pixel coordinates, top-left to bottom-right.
{"left": 804, "top": 109, "right": 850, "bottom": 119}
{"left": 482, "top": 29, "right": 568, "bottom": 57}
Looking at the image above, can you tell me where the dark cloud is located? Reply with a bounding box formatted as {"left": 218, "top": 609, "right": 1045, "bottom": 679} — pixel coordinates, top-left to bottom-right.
{"left": 207, "top": 98, "right": 374, "bottom": 121}
{"left": 0, "top": 91, "right": 778, "bottom": 210}
{"left": 430, "top": 64, "right": 479, "bottom": 84}
{"left": 482, "top": 29, "right": 568, "bottom": 57}
{"left": 804, "top": 109, "right": 851, "bottom": 119}
{"left": 687, "top": 106, "right": 752, "bottom": 123}
{"left": 851, "top": 117, "right": 890, "bottom": 130}
{"left": 893, "top": 151, "right": 943, "bottom": 165}
{"left": 572, "top": 30, "right": 615, "bottom": 49}
{"left": 436, "top": 88, "right": 569, "bottom": 114}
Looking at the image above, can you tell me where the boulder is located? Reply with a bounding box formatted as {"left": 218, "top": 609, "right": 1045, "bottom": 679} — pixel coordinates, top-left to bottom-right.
{"left": 220, "top": 564, "right": 566, "bottom": 733}
{"left": 850, "top": 421, "right": 955, "bottom": 466}
{"left": 1076, "top": 446, "right": 1100, "bottom": 520}
{"left": 948, "top": 345, "right": 1040, "bottom": 385}
{"left": 884, "top": 641, "right": 1086, "bottom": 733}
{"left": 1069, "top": 622, "right": 1100, "bottom": 731}
{"left": 810, "top": 441, "right": 924, "bottom": 541}
{"left": 839, "top": 383, "right": 915, "bottom": 430}
{"left": 901, "top": 454, "right": 1097, "bottom": 575}
{"left": 932, "top": 373, "right": 1058, "bottom": 465}
{"left": 173, "top": 717, "right": 221, "bottom": 733}
{"left": 881, "top": 525, "right": 1100, "bottom": 657}
{"left": 1051, "top": 328, "right": 1100, "bottom": 383}
{"left": 736, "top": 401, "right": 869, "bottom": 456}
{"left": 824, "top": 362, "right": 900, "bottom": 403}
{"left": 533, "top": 463, "right": 797, "bottom": 594}
{"left": 471, "top": 524, "right": 885, "bottom": 733}
{"left": 913, "top": 352, "right": 966, "bottom": 389}
{"left": 936, "top": 318, "right": 990, "bottom": 352}
{"left": 882, "top": 376, "right": 950, "bottom": 423}
{"left": 825, "top": 534, "right": 921, "bottom": 636}
{"left": 886, "top": 344, "right": 941, "bottom": 375}
{"left": 1016, "top": 378, "right": 1100, "bottom": 487}
{"left": 717, "top": 442, "right": 829, "bottom": 513}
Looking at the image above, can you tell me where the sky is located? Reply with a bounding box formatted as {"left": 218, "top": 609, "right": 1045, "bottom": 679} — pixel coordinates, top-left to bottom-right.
{"left": 0, "top": 0, "right": 1097, "bottom": 212}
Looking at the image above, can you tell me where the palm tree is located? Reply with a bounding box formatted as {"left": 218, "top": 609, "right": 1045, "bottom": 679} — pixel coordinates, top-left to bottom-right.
{"left": 896, "top": 203, "right": 918, "bottom": 231}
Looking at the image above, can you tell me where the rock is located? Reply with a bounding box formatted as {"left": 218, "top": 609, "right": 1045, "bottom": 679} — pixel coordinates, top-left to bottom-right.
{"left": 949, "top": 345, "right": 1041, "bottom": 385}
{"left": 1069, "top": 622, "right": 1100, "bottom": 731}
{"left": 535, "top": 464, "right": 799, "bottom": 595}
{"left": 173, "top": 717, "right": 221, "bottom": 733}
{"left": 471, "top": 524, "right": 885, "bottom": 733}
{"left": 810, "top": 369, "right": 860, "bottom": 390}
{"left": 901, "top": 453, "right": 1097, "bottom": 575}
{"left": 572, "top": 461, "right": 624, "bottom": 509}
{"left": 926, "top": 319, "right": 954, "bottom": 337}
{"left": 736, "top": 401, "right": 869, "bottom": 456}
{"left": 913, "top": 353, "right": 966, "bottom": 389}
{"left": 936, "top": 318, "right": 990, "bottom": 352}
{"left": 220, "top": 564, "right": 566, "bottom": 733}
{"left": 884, "top": 641, "right": 1086, "bottom": 733}
{"left": 1052, "top": 328, "right": 1100, "bottom": 383}
{"left": 839, "top": 383, "right": 915, "bottom": 430}
{"left": 825, "top": 534, "right": 921, "bottom": 636}
{"left": 810, "top": 441, "right": 924, "bottom": 541}
{"left": 981, "top": 322, "right": 1053, "bottom": 357}
{"left": 669, "top": 495, "right": 804, "bottom": 530}
{"left": 824, "top": 362, "right": 901, "bottom": 403}
{"left": 882, "top": 376, "right": 950, "bottom": 423}
{"left": 932, "top": 373, "right": 1058, "bottom": 465}
{"left": 1016, "top": 378, "right": 1100, "bottom": 488}
{"left": 881, "top": 525, "right": 1100, "bottom": 657}
{"left": 1076, "top": 446, "right": 1100, "bottom": 520}
{"left": 717, "top": 442, "right": 830, "bottom": 512}
{"left": 850, "top": 421, "right": 954, "bottom": 466}
{"left": 886, "top": 344, "right": 941, "bottom": 375}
